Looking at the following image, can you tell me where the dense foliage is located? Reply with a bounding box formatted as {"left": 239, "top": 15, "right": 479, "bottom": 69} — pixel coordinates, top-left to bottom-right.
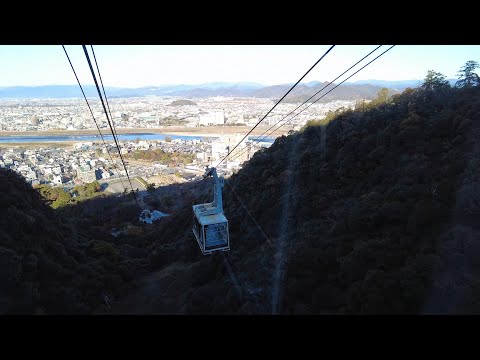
{"left": 34, "top": 180, "right": 102, "bottom": 209}
{"left": 34, "top": 184, "right": 73, "bottom": 209}
{"left": 168, "top": 99, "right": 197, "bottom": 106}
{"left": 127, "top": 148, "right": 195, "bottom": 165}
{"left": 223, "top": 79, "right": 480, "bottom": 314}
{"left": 0, "top": 170, "right": 150, "bottom": 314}
{"left": 2, "top": 64, "right": 480, "bottom": 314}
{"left": 109, "top": 73, "right": 480, "bottom": 314}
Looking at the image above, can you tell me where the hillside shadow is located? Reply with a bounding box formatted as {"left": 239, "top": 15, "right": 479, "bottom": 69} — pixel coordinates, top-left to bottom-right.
{"left": 3, "top": 85, "right": 480, "bottom": 315}
{"left": 221, "top": 85, "right": 480, "bottom": 314}
{"left": 50, "top": 85, "right": 480, "bottom": 314}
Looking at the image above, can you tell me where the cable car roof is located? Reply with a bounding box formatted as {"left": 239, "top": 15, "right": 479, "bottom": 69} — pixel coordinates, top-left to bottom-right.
{"left": 196, "top": 212, "right": 228, "bottom": 226}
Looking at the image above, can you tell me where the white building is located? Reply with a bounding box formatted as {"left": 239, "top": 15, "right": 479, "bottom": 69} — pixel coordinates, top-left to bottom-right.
{"left": 136, "top": 141, "right": 150, "bottom": 150}
{"left": 199, "top": 111, "right": 225, "bottom": 126}
{"left": 52, "top": 175, "right": 64, "bottom": 185}
{"left": 52, "top": 165, "right": 62, "bottom": 175}
{"left": 101, "top": 170, "right": 111, "bottom": 179}
{"left": 29, "top": 155, "right": 38, "bottom": 165}
{"left": 76, "top": 164, "right": 96, "bottom": 183}
{"left": 211, "top": 141, "right": 228, "bottom": 161}
{"left": 268, "top": 115, "right": 282, "bottom": 126}
{"left": 73, "top": 142, "right": 94, "bottom": 150}
{"left": 25, "top": 169, "right": 37, "bottom": 181}
{"left": 17, "top": 164, "right": 30, "bottom": 172}
{"left": 223, "top": 133, "right": 246, "bottom": 150}
{"left": 196, "top": 151, "right": 207, "bottom": 162}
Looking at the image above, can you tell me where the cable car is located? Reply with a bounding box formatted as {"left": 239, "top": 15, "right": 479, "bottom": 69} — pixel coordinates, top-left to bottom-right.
{"left": 192, "top": 167, "right": 230, "bottom": 255}
{"left": 139, "top": 209, "right": 169, "bottom": 224}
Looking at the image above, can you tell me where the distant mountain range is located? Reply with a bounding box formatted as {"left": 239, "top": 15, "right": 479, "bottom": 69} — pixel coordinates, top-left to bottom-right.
{"left": 0, "top": 79, "right": 458, "bottom": 101}
{"left": 345, "top": 79, "right": 423, "bottom": 89}
{"left": 345, "top": 78, "right": 458, "bottom": 90}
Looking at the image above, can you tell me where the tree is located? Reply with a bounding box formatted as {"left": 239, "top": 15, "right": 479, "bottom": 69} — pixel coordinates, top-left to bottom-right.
{"left": 421, "top": 70, "right": 450, "bottom": 92}
{"left": 35, "top": 184, "right": 55, "bottom": 200}
{"left": 85, "top": 180, "right": 101, "bottom": 197}
{"left": 455, "top": 60, "right": 480, "bottom": 88}
{"left": 355, "top": 99, "right": 366, "bottom": 111}
{"left": 52, "top": 189, "right": 72, "bottom": 209}
{"left": 367, "top": 88, "right": 390, "bottom": 108}
{"left": 146, "top": 183, "right": 156, "bottom": 193}
{"left": 376, "top": 87, "right": 390, "bottom": 104}
{"left": 162, "top": 195, "right": 174, "bottom": 207}
{"left": 164, "top": 136, "right": 172, "bottom": 143}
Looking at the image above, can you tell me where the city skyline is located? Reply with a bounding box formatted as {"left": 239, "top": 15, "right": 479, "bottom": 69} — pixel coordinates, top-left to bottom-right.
{"left": 0, "top": 45, "right": 479, "bottom": 88}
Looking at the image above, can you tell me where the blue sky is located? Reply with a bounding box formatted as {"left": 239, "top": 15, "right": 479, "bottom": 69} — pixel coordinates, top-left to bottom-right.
{"left": 0, "top": 45, "right": 479, "bottom": 88}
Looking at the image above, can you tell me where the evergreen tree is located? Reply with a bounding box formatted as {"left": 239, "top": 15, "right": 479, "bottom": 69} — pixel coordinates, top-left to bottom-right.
{"left": 368, "top": 87, "right": 390, "bottom": 108}
{"left": 376, "top": 87, "right": 389, "bottom": 103}
{"left": 421, "top": 70, "right": 450, "bottom": 92}
{"left": 455, "top": 60, "right": 480, "bottom": 88}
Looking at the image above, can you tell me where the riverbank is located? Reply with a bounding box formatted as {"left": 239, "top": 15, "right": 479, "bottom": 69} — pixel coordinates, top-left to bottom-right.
{"left": 0, "top": 126, "right": 289, "bottom": 138}
{"left": 159, "top": 125, "right": 289, "bottom": 137}
{"left": 0, "top": 142, "right": 73, "bottom": 148}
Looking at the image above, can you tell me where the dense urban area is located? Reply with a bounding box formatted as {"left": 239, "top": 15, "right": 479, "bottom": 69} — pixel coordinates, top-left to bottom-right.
{"left": 0, "top": 96, "right": 355, "bottom": 192}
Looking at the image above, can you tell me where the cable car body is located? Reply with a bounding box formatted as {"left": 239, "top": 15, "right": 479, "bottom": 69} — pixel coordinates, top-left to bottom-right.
{"left": 192, "top": 167, "right": 230, "bottom": 255}
{"left": 139, "top": 209, "right": 169, "bottom": 224}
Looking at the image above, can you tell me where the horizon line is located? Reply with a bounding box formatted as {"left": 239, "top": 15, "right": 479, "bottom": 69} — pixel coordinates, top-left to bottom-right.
{"left": 0, "top": 78, "right": 434, "bottom": 89}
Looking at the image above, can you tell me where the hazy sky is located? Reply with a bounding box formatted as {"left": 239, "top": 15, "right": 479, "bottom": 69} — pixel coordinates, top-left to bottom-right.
{"left": 0, "top": 45, "right": 479, "bottom": 88}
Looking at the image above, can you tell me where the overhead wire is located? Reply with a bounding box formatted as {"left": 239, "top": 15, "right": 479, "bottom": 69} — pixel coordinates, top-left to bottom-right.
{"left": 89, "top": 45, "right": 130, "bottom": 190}
{"left": 61, "top": 45, "right": 127, "bottom": 191}
{"left": 225, "top": 181, "right": 272, "bottom": 246}
{"left": 211, "top": 45, "right": 336, "bottom": 269}
{"left": 226, "top": 45, "right": 383, "bottom": 163}
{"left": 216, "top": 46, "right": 339, "bottom": 303}
{"left": 266, "top": 45, "right": 396, "bottom": 138}
{"left": 82, "top": 45, "right": 141, "bottom": 208}
{"left": 223, "top": 46, "right": 396, "bottom": 311}
{"left": 227, "top": 45, "right": 395, "bottom": 164}
{"left": 90, "top": 45, "right": 122, "bottom": 152}
{"left": 203, "top": 45, "right": 395, "bottom": 256}
{"left": 219, "top": 45, "right": 392, "bottom": 264}
{"left": 215, "top": 44, "right": 336, "bottom": 168}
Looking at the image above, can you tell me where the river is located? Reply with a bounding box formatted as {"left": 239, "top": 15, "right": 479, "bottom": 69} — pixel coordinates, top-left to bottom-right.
{"left": 0, "top": 132, "right": 276, "bottom": 144}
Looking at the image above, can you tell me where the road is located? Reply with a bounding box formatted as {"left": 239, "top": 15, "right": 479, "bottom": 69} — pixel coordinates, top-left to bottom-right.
{"left": 102, "top": 176, "right": 146, "bottom": 194}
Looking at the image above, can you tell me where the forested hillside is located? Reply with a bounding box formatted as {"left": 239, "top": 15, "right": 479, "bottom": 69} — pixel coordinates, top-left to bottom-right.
{"left": 0, "top": 169, "right": 149, "bottom": 314}
{"left": 2, "top": 66, "right": 480, "bottom": 314}
{"left": 105, "top": 70, "right": 480, "bottom": 314}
